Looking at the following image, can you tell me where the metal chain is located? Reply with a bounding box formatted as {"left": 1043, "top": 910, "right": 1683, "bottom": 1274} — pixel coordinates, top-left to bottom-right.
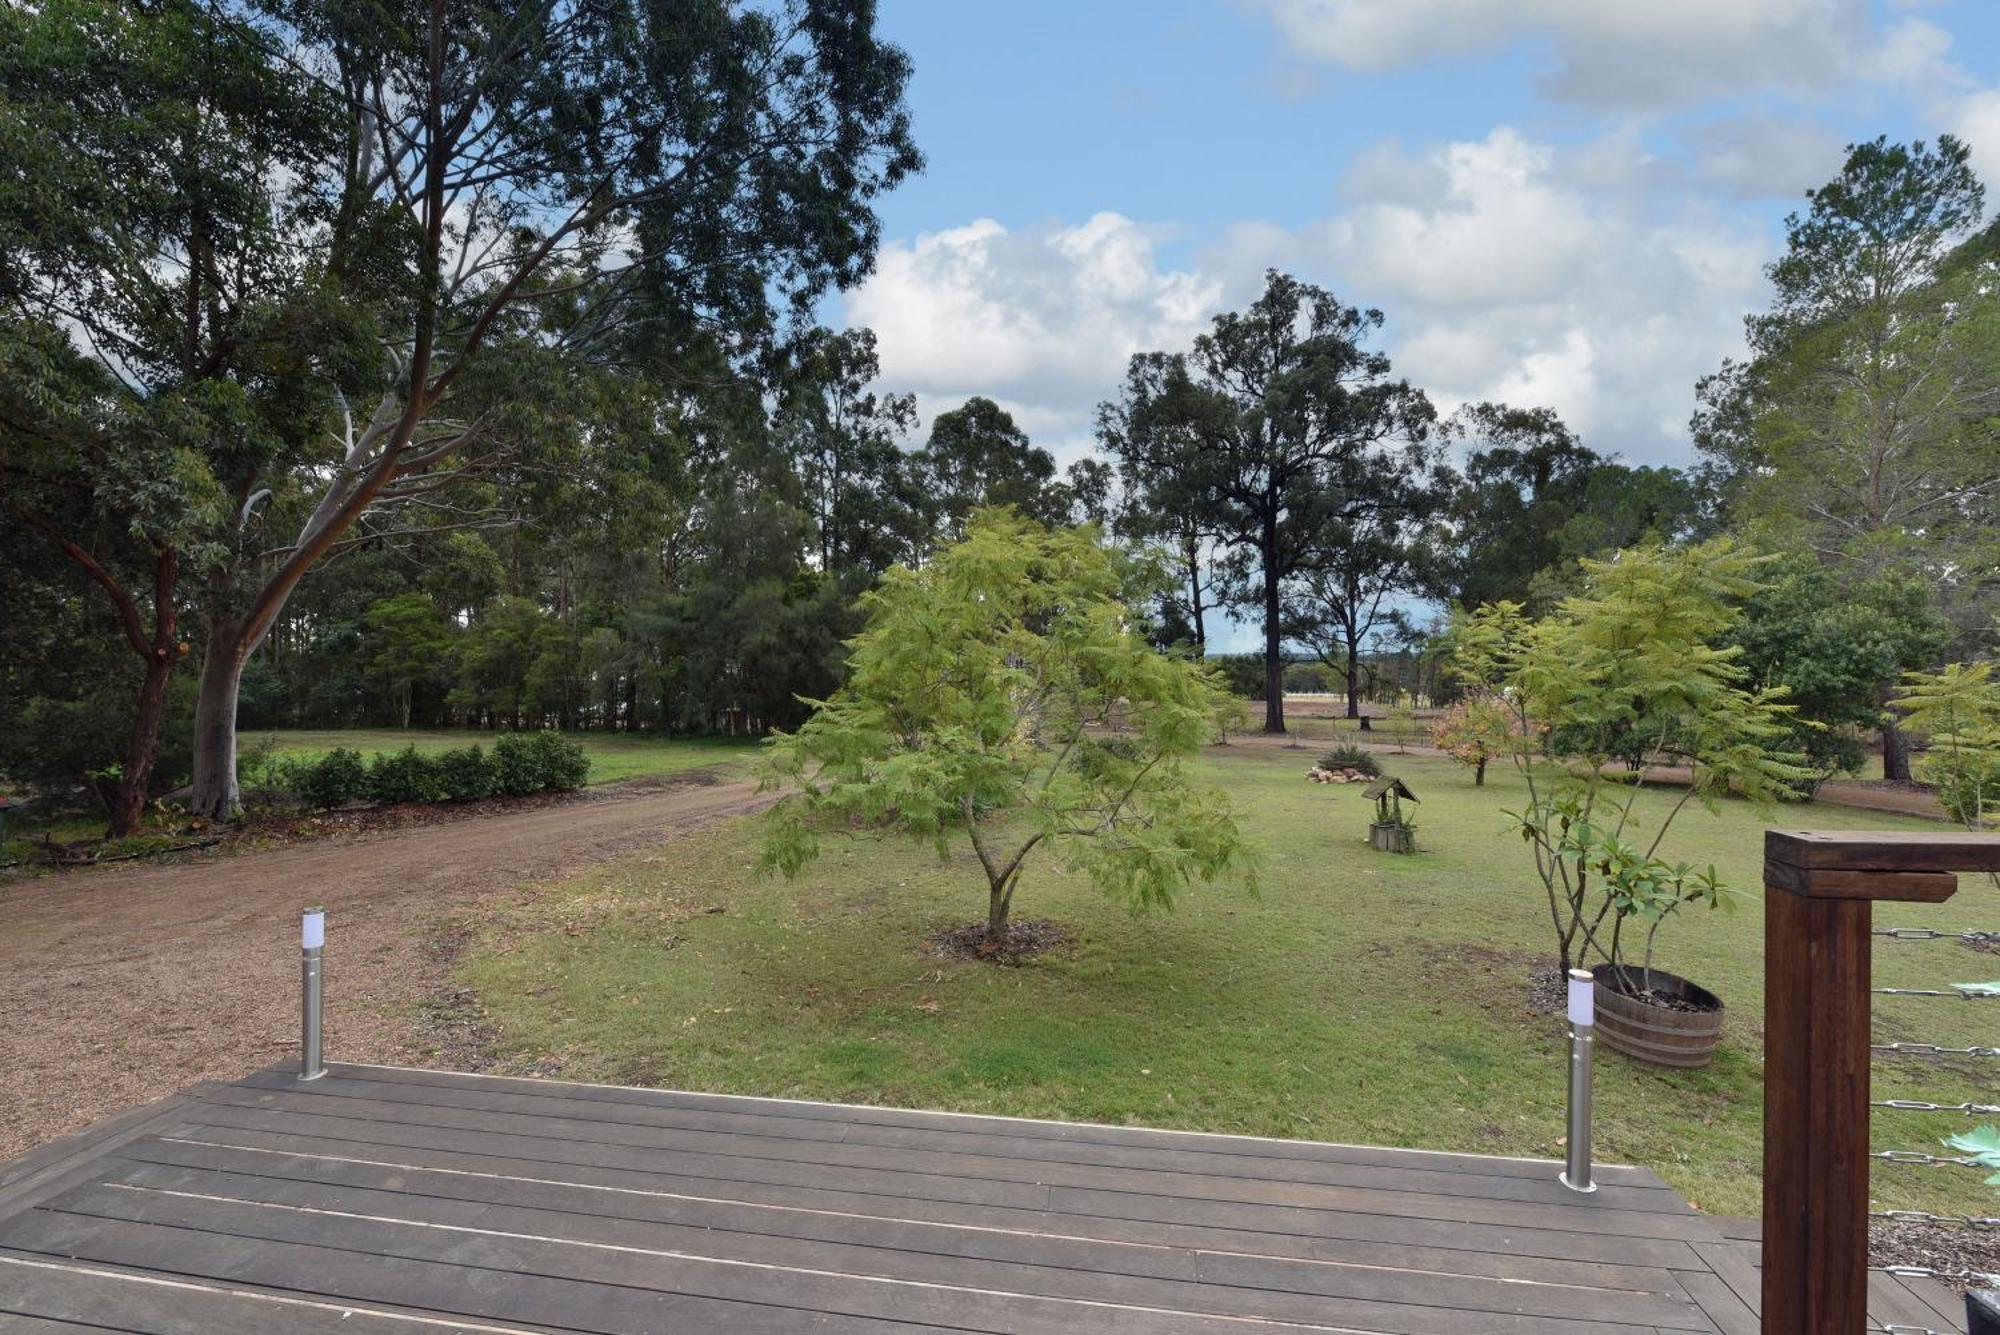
{"left": 1875, "top": 927, "right": 2000, "bottom": 945}
{"left": 1873, "top": 1149, "right": 1991, "bottom": 1168}
{"left": 1866, "top": 936, "right": 1999, "bottom": 1333}
{"left": 1873, "top": 1208, "right": 2000, "bottom": 1230}
{"left": 1872, "top": 1098, "right": 2000, "bottom": 1115}
{"left": 1875, "top": 1041, "right": 2000, "bottom": 1058}
{"left": 1876, "top": 1262, "right": 2000, "bottom": 1283}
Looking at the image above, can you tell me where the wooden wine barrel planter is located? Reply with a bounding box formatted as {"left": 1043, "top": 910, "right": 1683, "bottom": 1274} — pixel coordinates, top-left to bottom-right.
{"left": 1368, "top": 822, "right": 1415, "bottom": 854}
{"left": 1590, "top": 964, "right": 1724, "bottom": 1068}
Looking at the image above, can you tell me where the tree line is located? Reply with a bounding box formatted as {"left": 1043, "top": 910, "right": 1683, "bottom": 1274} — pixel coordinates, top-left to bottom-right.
{"left": 3, "top": 3, "right": 1995, "bottom": 836}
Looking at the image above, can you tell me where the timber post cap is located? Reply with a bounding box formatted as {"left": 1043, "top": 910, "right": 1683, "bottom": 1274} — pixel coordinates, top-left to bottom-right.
{"left": 1765, "top": 829, "right": 2000, "bottom": 874}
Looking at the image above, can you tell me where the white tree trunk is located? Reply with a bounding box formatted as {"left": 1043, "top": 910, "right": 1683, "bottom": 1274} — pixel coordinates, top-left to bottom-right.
{"left": 189, "top": 623, "right": 246, "bottom": 820}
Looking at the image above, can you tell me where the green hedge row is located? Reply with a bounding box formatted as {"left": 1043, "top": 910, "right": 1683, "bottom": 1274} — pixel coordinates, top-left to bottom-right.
{"left": 269, "top": 732, "right": 590, "bottom": 809}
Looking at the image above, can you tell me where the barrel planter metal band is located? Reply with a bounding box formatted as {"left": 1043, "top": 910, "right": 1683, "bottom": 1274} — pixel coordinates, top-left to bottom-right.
{"left": 1590, "top": 964, "right": 1724, "bottom": 1068}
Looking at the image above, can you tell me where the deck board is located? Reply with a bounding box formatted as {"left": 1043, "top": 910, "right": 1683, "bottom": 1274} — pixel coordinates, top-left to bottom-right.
{"left": 0, "top": 1064, "right": 1964, "bottom": 1333}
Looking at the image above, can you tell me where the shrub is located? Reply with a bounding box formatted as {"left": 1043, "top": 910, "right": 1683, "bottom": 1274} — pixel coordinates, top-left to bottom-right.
{"left": 492, "top": 731, "right": 590, "bottom": 794}
{"left": 1319, "top": 744, "right": 1380, "bottom": 777}
{"left": 236, "top": 735, "right": 280, "bottom": 790}
{"left": 1934, "top": 759, "right": 2000, "bottom": 828}
{"left": 367, "top": 746, "right": 447, "bottom": 804}
{"left": 531, "top": 731, "right": 591, "bottom": 791}
{"left": 435, "top": 745, "right": 496, "bottom": 800}
{"left": 295, "top": 748, "right": 369, "bottom": 808}
{"left": 1, "top": 684, "right": 196, "bottom": 809}
{"left": 491, "top": 733, "right": 540, "bottom": 795}
{"left": 1450, "top": 540, "right": 1807, "bottom": 980}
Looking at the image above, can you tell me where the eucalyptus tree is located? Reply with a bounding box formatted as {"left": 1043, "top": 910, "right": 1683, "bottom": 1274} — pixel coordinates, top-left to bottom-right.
{"left": 1103, "top": 404, "right": 1225, "bottom": 653}
{"left": 1696, "top": 135, "right": 2000, "bottom": 773}
{"left": 774, "top": 326, "right": 926, "bottom": 577}
{"left": 1099, "top": 271, "right": 1433, "bottom": 731}
{"left": 1697, "top": 135, "right": 2000, "bottom": 588}
{"left": 1284, "top": 440, "right": 1451, "bottom": 724}
{"left": 4, "top": 0, "right": 920, "bottom": 819}
{"left": 918, "top": 396, "right": 1066, "bottom": 539}
{"left": 1434, "top": 402, "right": 1707, "bottom": 612}
{"left": 0, "top": 2, "right": 326, "bottom": 832}
{"left": 1060, "top": 456, "right": 1117, "bottom": 527}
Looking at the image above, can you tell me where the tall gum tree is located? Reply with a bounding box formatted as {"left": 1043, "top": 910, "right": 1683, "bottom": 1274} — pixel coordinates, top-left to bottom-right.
{"left": 1099, "top": 271, "right": 1433, "bottom": 733}
{"left": 0, "top": 2, "right": 330, "bottom": 833}
{"left": 4, "top": 0, "right": 920, "bottom": 820}
{"left": 1283, "top": 440, "right": 1451, "bottom": 725}
{"left": 1696, "top": 136, "right": 2000, "bottom": 775}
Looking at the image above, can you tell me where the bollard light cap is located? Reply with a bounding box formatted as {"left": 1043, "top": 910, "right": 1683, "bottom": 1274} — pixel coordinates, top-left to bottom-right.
{"left": 302, "top": 908, "right": 326, "bottom": 950}
{"left": 1567, "top": 968, "right": 1594, "bottom": 1027}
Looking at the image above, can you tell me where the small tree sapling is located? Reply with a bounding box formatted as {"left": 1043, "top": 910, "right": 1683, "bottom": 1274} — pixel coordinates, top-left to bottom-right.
{"left": 760, "top": 512, "right": 1257, "bottom": 950}
{"left": 1429, "top": 693, "right": 1515, "bottom": 786}
{"left": 1450, "top": 540, "right": 1808, "bottom": 981}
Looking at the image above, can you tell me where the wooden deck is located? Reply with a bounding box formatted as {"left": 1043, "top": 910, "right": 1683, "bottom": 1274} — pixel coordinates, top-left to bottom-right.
{"left": 0, "top": 1064, "right": 1967, "bottom": 1333}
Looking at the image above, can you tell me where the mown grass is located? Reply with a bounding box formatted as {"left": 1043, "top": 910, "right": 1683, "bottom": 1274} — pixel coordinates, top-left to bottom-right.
{"left": 459, "top": 745, "right": 1999, "bottom": 1216}
{"left": 247, "top": 728, "right": 759, "bottom": 785}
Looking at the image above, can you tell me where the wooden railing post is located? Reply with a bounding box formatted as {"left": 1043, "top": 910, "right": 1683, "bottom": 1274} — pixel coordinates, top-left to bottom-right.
{"left": 1761, "top": 831, "right": 2000, "bottom": 1334}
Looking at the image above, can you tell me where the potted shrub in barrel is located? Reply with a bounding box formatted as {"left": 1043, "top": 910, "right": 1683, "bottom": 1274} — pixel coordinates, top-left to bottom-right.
{"left": 1449, "top": 539, "right": 1807, "bottom": 1067}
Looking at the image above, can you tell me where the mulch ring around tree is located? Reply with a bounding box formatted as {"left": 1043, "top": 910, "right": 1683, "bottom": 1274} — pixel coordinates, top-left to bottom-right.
{"left": 926, "top": 918, "right": 1073, "bottom": 965}
{"left": 1525, "top": 964, "right": 1568, "bottom": 1016}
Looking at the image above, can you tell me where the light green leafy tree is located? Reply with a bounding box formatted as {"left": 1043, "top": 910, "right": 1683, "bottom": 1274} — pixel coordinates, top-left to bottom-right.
{"left": 761, "top": 512, "right": 1257, "bottom": 949}
{"left": 1451, "top": 539, "right": 1809, "bottom": 981}
{"left": 1893, "top": 661, "right": 2000, "bottom": 830}
{"left": 1893, "top": 663, "right": 2000, "bottom": 895}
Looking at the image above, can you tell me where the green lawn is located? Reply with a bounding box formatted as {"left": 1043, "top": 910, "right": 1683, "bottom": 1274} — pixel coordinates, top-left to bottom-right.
{"left": 456, "top": 745, "right": 2000, "bottom": 1216}
{"left": 247, "top": 728, "right": 758, "bottom": 785}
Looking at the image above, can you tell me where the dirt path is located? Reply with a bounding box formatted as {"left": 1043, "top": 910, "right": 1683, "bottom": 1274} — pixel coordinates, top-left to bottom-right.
{"left": 0, "top": 772, "right": 778, "bottom": 1161}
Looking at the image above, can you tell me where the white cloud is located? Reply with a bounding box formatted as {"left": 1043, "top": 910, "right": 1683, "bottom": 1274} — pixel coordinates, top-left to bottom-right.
{"left": 1867, "top": 16, "right": 1959, "bottom": 88}
{"left": 1948, "top": 87, "right": 2000, "bottom": 184}
{"left": 1253, "top": 0, "right": 1882, "bottom": 109}
{"left": 844, "top": 214, "right": 1221, "bottom": 460}
{"left": 847, "top": 128, "right": 1770, "bottom": 472}
{"left": 1320, "top": 130, "right": 1598, "bottom": 309}
{"left": 1216, "top": 130, "right": 1769, "bottom": 461}
{"left": 1682, "top": 115, "right": 1849, "bottom": 200}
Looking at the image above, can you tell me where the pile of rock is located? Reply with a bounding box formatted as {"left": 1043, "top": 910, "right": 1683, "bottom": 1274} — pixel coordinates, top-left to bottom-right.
{"left": 1306, "top": 766, "right": 1369, "bottom": 784}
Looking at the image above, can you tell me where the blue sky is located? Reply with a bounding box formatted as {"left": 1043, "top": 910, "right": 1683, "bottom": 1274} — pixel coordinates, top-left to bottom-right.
{"left": 836, "top": 0, "right": 2000, "bottom": 501}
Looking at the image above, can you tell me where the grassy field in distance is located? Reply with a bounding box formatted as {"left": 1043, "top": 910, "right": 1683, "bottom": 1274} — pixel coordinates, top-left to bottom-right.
{"left": 246, "top": 728, "right": 759, "bottom": 786}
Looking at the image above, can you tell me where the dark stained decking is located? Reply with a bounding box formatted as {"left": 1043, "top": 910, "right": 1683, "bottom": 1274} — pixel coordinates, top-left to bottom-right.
{"left": 0, "top": 1065, "right": 1966, "bottom": 1333}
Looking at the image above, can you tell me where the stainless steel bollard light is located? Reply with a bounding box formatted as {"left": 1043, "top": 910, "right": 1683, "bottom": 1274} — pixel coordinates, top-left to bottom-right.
{"left": 300, "top": 907, "right": 326, "bottom": 1081}
{"left": 1560, "top": 966, "right": 1596, "bottom": 1193}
